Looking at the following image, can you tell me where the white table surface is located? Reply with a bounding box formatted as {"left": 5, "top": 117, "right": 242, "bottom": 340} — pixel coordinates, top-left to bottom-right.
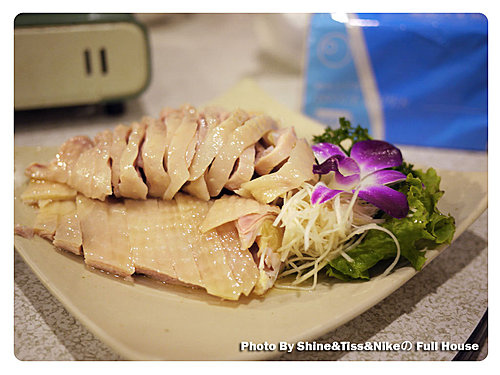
{"left": 14, "top": 14, "right": 488, "bottom": 361}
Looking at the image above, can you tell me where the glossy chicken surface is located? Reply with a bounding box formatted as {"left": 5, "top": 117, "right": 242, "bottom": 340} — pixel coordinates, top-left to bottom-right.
{"left": 18, "top": 106, "right": 316, "bottom": 299}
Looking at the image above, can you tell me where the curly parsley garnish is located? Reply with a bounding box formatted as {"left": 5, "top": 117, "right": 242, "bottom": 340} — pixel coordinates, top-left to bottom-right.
{"left": 312, "top": 117, "right": 371, "bottom": 154}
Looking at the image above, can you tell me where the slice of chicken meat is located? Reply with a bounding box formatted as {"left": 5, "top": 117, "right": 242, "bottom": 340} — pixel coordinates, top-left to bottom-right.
{"left": 21, "top": 179, "right": 76, "bottom": 205}
{"left": 140, "top": 116, "right": 170, "bottom": 198}
{"left": 254, "top": 127, "right": 297, "bottom": 175}
{"left": 182, "top": 170, "right": 210, "bottom": 201}
{"left": 125, "top": 199, "right": 183, "bottom": 283}
{"left": 185, "top": 108, "right": 221, "bottom": 170}
{"left": 174, "top": 194, "right": 247, "bottom": 300}
{"left": 77, "top": 195, "right": 135, "bottom": 277}
{"left": 216, "top": 222, "right": 259, "bottom": 297}
{"left": 224, "top": 145, "right": 256, "bottom": 191}
{"left": 33, "top": 200, "right": 77, "bottom": 241}
{"left": 206, "top": 114, "right": 276, "bottom": 197}
{"left": 53, "top": 203, "right": 82, "bottom": 255}
{"left": 161, "top": 108, "right": 184, "bottom": 168}
{"left": 91, "top": 130, "right": 114, "bottom": 199}
{"left": 163, "top": 105, "right": 199, "bottom": 200}
{"left": 180, "top": 109, "right": 222, "bottom": 202}
{"left": 237, "top": 139, "right": 315, "bottom": 204}
{"left": 110, "top": 124, "right": 132, "bottom": 198}
{"left": 200, "top": 194, "right": 279, "bottom": 234}
{"left": 188, "top": 108, "right": 249, "bottom": 182}
{"left": 118, "top": 122, "right": 148, "bottom": 200}
{"left": 25, "top": 136, "right": 94, "bottom": 183}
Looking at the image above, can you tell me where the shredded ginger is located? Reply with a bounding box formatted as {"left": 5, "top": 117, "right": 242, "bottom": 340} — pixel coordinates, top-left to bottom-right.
{"left": 272, "top": 182, "right": 399, "bottom": 290}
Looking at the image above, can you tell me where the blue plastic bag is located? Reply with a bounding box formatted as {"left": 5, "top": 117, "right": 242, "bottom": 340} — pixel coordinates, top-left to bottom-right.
{"left": 303, "top": 13, "right": 487, "bottom": 150}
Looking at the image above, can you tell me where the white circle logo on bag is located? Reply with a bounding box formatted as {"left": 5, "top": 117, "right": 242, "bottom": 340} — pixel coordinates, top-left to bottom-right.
{"left": 317, "top": 32, "right": 352, "bottom": 69}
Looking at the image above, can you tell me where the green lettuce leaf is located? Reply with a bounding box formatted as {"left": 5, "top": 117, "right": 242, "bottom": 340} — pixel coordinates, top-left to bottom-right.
{"left": 327, "top": 168, "right": 456, "bottom": 280}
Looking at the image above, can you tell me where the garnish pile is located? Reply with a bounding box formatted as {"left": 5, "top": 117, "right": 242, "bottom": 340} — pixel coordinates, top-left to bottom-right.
{"left": 273, "top": 118, "right": 456, "bottom": 287}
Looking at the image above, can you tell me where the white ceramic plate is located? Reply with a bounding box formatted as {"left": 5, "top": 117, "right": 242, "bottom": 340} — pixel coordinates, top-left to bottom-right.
{"left": 14, "top": 80, "right": 488, "bottom": 360}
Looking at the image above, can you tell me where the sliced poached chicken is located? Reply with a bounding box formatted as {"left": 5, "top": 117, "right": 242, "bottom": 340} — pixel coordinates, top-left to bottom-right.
{"left": 206, "top": 114, "right": 276, "bottom": 196}
{"left": 110, "top": 124, "right": 131, "bottom": 198}
{"left": 33, "top": 200, "right": 77, "bottom": 241}
{"left": 25, "top": 136, "right": 94, "bottom": 183}
{"left": 118, "top": 122, "right": 148, "bottom": 200}
{"left": 53, "top": 202, "right": 82, "bottom": 255}
{"left": 237, "top": 139, "right": 316, "bottom": 204}
{"left": 61, "top": 131, "right": 113, "bottom": 201}
{"left": 77, "top": 195, "right": 135, "bottom": 277}
{"left": 188, "top": 109, "right": 249, "bottom": 182}
{"left": 200, "top": 194, "right": 279, "bottom": 235}
{"left": 140, "top": 116, "right": 170, "bottom": 198}
{"left": 16, "top": 105, "right": 321, "bottom": 299}
{"left": 25, "top": 107, "right": 309, "bottom": 206}
{"left": 125, "top": 193, "right": 259, "bottom": 299}
{"left": 21, "top": 179, "right": 76, "bottom": 205}
{"left": 255, "top": 127, "right": 297, "bottom": 175}
{"left": 182, "top": 170, "right": 210, "bottom": 201}
{"left": 225, "top": 145, "right": 256, "bottom": 191}
{"left": 163, "top": 105, "right": 199, "bottom": 200}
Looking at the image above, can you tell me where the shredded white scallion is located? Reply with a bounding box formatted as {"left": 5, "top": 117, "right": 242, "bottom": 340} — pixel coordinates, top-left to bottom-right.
{"left": 273, "top": 182, "right": 401, "bottom": 290}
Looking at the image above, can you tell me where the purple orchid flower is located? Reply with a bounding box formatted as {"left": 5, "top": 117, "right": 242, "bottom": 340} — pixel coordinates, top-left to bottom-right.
{"left": 311, "top": 140, "right": 409, "bottom": 219}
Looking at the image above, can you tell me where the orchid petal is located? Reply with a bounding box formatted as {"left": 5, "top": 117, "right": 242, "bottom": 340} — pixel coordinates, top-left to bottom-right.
{"left": 311, "top": 183, "right": 343, "bottom": 205}
{"left": 360, "top": 169, "right": 407, "bottom": 188}
{"left": 334, "top": 173, "right": 361, "bottom": 191}
{"left": 313, "top": 155, "right": 342, "bottom": 175}
{"left": 333, "top": 157, "right": 361, "bottom": 190}
{"left": 338, "top": 157, "right": 360, "bottom": 176}
{"left": 313, "top": 156, "right": 361, "bottom": 190}
{"left": 358, "top": 185, "right": 409, "bottom": 219}
{"left": 350, "top": 140, "right": 403, "bottom": 176}
{"left": 313, "top": 155, "right": 360, "bottom": 177}
{"left": 312, "top": 143, "right": 346, "bottom": 164}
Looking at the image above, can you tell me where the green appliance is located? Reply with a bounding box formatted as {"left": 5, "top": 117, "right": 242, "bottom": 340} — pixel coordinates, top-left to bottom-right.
{"left": 14, "top": 13, "right": 151, "bottom": 111}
